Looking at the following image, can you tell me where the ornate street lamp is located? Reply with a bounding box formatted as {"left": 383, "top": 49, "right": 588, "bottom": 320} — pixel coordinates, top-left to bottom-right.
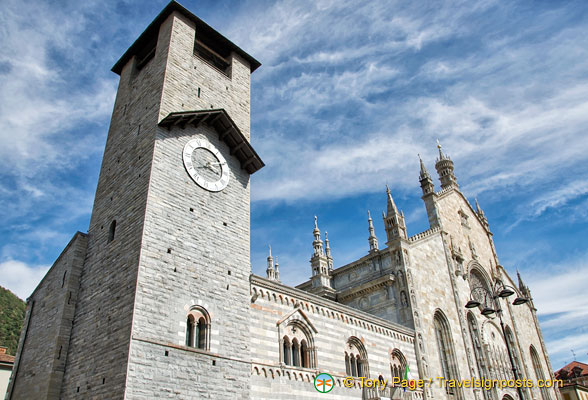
{"left": 465, "top": 278, "right": 530, "bottom": 400}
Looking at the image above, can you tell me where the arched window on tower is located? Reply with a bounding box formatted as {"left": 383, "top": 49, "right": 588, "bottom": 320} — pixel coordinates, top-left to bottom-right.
{"left": 186, "top": 315, "right": 195, "bottom": 347}
{"left": 196, "top": 317, "right": 206, "bottom": 349}
{"left": 185, "top": 306, "right": 210, "bottom": 350}
{"left": 345, "top": 337, "right": 368, "bottom": 378}
{"left": 530, "top": 345, "right": 552, "bottom": 400}
{"left": 434, "top": 311, "right": 460, "bottom": 398}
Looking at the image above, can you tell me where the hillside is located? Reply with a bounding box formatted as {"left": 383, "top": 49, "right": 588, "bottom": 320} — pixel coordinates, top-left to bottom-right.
{"left": 0, "top": 286, "right": 26, "bottom": 355}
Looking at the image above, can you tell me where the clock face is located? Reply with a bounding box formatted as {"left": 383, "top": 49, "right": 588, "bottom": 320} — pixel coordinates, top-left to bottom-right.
{"left": 182, "top": 138, "right": 229, "bottom": 192}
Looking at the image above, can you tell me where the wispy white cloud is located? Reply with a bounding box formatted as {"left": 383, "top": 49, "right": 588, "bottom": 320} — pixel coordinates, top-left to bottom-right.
{"left": 0, "top": 260, "right": 49, "bottom": 300}
{"left": 523, "top": 254, "right": 588, "bottom": 367}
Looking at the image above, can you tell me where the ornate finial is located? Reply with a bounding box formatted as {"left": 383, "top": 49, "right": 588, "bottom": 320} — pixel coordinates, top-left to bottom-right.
{"left": 436, "top": 139, "right": 445, "bottom": 159}
{"left": 268, "top": 244, "right": 272, "bottom": 257}
{"left": 386, "top": 184, "right": 391, "bottom": 195}
{"left": 368, "top": 210, "right": 372, "bottom": 220}
{"left": 325, "top": 231, "right": 329, "bottom": 241}
{"left": 314, "top": 215, "right": 318, "bottom": 229}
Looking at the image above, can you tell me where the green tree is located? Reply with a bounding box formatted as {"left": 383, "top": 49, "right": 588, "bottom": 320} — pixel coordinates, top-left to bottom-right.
{"left": 0, "top": 286, "right": 26, "bottom": 355}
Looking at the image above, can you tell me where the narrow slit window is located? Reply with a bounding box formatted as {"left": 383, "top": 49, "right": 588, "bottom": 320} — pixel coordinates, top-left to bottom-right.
{"left": 108, "top": 220, "right": 117, "bottom": 243}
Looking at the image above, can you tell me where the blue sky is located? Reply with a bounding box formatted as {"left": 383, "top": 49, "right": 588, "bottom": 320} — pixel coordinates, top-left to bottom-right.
{"left": 0, "top": 0, "right": 586, "bottom": 370}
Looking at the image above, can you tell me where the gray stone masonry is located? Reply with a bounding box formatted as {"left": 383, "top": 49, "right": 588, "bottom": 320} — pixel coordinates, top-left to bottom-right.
{"left": 122, "top": 9, "right": 254, "bottom": 398}
{"left": 7, "top": 232, "right": 87, "bottom": 400}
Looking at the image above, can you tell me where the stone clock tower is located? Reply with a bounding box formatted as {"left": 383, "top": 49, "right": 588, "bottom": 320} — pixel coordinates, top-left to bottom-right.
{"left": 7, "top": 2, "right": 263, "bottom": 399}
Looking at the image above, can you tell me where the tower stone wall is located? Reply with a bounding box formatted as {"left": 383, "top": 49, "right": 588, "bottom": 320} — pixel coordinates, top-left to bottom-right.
{"left": 158, "top": 12, "right": 252, "bottom": 138}
{"left": 59, "top": 11, "right": 172, "bottom": 400}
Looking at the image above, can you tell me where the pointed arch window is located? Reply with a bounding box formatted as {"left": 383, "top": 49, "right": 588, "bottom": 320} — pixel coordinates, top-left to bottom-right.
{"left": 467, "top": 312, "right": 491, "bottom": 400}
{"left": 530, "top": 345, "right": 552, "bottom": 400}
{"left": 390, "top": 349, "right": 406, "bottom": 380}
{"left": 345, "top": 337, "right": 368, "bottom": 378}
{"left": 505, "top": 326, "right": 522, "bottom": 381}
{"left": 281, "top": 321, "right": 315, "bottom": 368}
{"left": 185, "top": 306, "right": 210, "bottom": 350}
{"left": 434, "top": 311, "right": 461, "bottom": 398}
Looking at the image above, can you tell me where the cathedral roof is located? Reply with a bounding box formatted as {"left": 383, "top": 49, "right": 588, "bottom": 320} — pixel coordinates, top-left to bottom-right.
{"left": 159, "top": 109, "right": 265, "bottom": 174}
{"left": 112, "top": 1, "right": 261, "bottom": 75}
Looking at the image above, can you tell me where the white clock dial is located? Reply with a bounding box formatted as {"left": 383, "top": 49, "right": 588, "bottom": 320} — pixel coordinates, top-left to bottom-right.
{"left": 183, "top": 139, "right": 229, "bottom": 192}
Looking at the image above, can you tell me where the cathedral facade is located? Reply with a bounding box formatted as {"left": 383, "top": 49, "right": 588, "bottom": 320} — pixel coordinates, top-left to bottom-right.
{"left": 6, "top": 2, "right": 559, "bottom": 400}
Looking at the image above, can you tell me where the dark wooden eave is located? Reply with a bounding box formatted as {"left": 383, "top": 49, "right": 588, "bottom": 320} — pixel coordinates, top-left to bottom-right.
{"left": 159, "top": 109, "right": 265, "bottom": 175}
{"left": 112, "top": 1, "right": 261, "bottom": 75}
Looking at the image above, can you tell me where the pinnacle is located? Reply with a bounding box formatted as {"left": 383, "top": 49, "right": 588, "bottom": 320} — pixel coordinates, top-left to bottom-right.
{"left": 386, "top": 186, "right": 398, "bottom": 215}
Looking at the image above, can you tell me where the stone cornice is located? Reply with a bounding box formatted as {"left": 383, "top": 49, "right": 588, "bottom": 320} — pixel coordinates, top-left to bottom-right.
{"left": 337, "top": 274, "right": 394, "bottom": 302}
{"left": 251, "top": 274, "right": 415, "bottom": 338}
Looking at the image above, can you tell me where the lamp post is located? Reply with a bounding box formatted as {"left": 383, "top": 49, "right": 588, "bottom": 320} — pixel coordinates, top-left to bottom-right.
{"left": 465, "top": 279, "right": 529, "bottom": 400}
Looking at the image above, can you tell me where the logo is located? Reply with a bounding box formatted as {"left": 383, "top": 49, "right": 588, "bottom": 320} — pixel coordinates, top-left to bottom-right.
{"left": 314, "top": 372, "right": 334, "bottom": 393}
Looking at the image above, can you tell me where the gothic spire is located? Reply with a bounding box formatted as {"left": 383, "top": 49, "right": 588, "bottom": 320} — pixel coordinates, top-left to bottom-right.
{"left": 312, "top": 216, "right": 324, "bottom": 256}
{"left": 274, "top": 255, "right": 280, "bottom": 281}
{"left": 266, "top": 245, "right": 275, "bottom": 280}
{"left": 419, "top": 154, "right": 431, "bottom": 180}
{"left": 474, "top": 198, "right": 489, "bottom": 229}
{"left": 474, "top": 198, "right": 482, "bottom": 214}
{"left": 368, "top": 210, "right": 379, "bottom": 252}
{"left": 419, "top": 154, "right": 435, "bottom": 197}
{"left": 386, "top": 184, "right": 399, "bottom": 216}
{"left": 325, "top": 231, "right": 334, "bottom": 271}
{"left": 383, "top": 186, "right": 408, "bottom": 242}
{"left": 309, "top": 216, "right": 334, "bottom": 297}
